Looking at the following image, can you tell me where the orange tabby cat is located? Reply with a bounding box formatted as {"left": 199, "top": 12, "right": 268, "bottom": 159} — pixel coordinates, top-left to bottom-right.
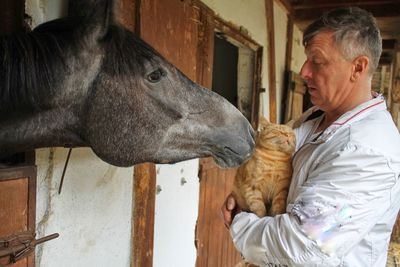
{"left": 232, "top": 118, "right": 296, "bottom": 217}
{"left": 232, "top": 119, "right": 296, "bottom": 267}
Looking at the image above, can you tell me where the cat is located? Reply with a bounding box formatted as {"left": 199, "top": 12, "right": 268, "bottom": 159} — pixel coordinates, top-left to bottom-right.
{"left": 232, "top": 118, "right": 296, "bottom": 217}
{"left": 232, "top": 118, "right": 296, "bottom": 267}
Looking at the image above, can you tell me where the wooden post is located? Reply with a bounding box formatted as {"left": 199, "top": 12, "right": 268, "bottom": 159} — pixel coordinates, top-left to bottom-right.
{"left": 0, "top": 0, "right": 24, "bottom": 34}
{"left": 132, "top": 163, "right": 156, "bottom": 267}
{"left": 265, "top": 0, "right": 277, "bottom": 123}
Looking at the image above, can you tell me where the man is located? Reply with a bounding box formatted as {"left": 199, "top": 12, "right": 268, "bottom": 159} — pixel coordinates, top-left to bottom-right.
{"left": 222, "top": 7, "right": 400, "bottom": 267}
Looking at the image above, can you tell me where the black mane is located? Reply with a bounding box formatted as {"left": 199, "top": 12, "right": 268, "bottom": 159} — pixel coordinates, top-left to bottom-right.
{"left": 0, "top": 24, "right": 69, "bottom": 112}
{"left": 0, "top": 16, "right": 160, "bottom": 113}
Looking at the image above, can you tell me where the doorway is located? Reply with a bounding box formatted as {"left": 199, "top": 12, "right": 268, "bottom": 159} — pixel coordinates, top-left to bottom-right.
{"left": 212, "top": 33, "right": 255, "bottom": 122}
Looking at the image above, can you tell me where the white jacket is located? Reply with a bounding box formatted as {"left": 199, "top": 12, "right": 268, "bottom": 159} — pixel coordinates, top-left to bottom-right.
{"left": 230, "top": 96, "right": 400, "bottom": 267}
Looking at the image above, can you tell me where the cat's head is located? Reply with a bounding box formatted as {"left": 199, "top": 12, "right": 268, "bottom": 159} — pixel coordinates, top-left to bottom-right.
{"left": 256, "top": 118, "right": 296, "bottom": 153}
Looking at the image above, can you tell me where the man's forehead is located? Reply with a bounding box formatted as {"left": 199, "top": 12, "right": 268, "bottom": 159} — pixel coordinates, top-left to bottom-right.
{"left": 305, "top": 32, "right": 335, "bottom": 53}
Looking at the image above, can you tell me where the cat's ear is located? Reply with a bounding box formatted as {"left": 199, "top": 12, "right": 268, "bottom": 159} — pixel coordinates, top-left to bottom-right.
{"left": 258, "top": 116, "right": 270, "bottom": 130}
{"left": 285, "top": 119, "right": 295, "bottom": 128}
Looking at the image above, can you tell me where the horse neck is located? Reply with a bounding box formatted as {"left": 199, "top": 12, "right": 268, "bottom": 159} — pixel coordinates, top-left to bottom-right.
{"left": 0, "top": 107, "right": 85, "bottom": 157}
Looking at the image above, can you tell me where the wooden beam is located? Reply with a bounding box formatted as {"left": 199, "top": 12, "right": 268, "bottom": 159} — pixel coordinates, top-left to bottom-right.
{"left": 383, "top": 39, "right": 397, "bottom": 51}
{"left": 265, "top": 0, "right": 277, "bottom": 123}
{"left": 132, "top": 163, "right": 156, "bottom": 267}
{"left": 276, "top": 0, "right": 293, "bottom": 14}
{"left": 285, "top": 15, "right": 294, "bottom": 72}
{"left": 293, "top": 3, "right": 400, "bottom": 22}
{"left": 0, "top": 0, "right": 24, "bottom": 34}
{"left": 292, "top": 0, "right": 399, "bottom": 10}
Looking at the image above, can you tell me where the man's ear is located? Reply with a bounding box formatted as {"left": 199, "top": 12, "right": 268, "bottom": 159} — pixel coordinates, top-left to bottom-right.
{"left": 351, "top": 56, "right": 369, "bottom": 82}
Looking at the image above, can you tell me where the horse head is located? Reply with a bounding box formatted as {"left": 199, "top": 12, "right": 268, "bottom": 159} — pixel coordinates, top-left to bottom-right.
{"left": 0, "top": 0, "right": 255, "bottom": 168}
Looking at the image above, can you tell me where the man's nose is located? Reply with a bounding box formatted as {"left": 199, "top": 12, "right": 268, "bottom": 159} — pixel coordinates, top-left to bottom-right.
{"left": 300, "top": 60, "right": 312, "bottom": 80}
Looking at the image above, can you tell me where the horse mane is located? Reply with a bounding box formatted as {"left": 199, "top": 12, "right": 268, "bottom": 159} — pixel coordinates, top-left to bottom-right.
{"left": 0, "top": 22, "right": 70, "bottom": 112}
{"left": 102, "top": 25, "right": 160, "bottom": 77}
{"left": 0, "top": 15, "right": 160, "bottom": 114}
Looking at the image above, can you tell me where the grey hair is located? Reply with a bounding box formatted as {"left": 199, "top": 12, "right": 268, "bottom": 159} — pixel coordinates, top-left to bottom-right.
{"left": 303, "top": 7, "right": 382, "bottom": 75}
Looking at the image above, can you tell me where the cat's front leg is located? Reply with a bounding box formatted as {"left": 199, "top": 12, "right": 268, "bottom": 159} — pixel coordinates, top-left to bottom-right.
{"left": 245, "top": 190, "right": 267, "bottom": 217}
{"left": 270, "top": 189, "right": 288, "bottom": 216}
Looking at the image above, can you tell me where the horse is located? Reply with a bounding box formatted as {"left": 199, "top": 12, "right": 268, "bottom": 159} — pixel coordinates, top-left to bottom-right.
{"left": 0, "top": 0, "right": 255, "bottom": 168}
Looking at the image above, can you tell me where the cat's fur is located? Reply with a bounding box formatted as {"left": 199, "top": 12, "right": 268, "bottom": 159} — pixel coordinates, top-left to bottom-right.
{"left": 232, "top": 119, "right": 296, "bottom": 267}
{"left": 232, "top": 119, "right": 295, "bottom": 218}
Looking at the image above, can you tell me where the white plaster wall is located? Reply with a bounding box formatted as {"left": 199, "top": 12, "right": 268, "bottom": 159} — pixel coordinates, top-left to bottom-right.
{"left": 291, "top": 24, "right": 307, "bottom": 74}
{"left": 26, "top": 1, "right": 133, "bottom": 267}
{"left": 153, "top": 159, "right": 200, "bottom": 267}
{"left": 35, "top": 148, "right": 133, "bottom": 267}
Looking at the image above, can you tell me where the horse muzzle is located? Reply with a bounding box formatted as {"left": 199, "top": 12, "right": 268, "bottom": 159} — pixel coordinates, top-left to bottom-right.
{"left": 211, "top": 124, "right": 255, "bottom": 168}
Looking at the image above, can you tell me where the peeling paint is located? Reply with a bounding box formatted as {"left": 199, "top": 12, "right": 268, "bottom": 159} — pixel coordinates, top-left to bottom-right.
{"left": 156, "top": 185, "right": 162, "bottom": 195}
{"left": 96, "top": 165, "right": 117, "bottom": 187}
{"left": 180, "top": 177, "right": 187, "bottom": 186}
{"left": 36, "top": 148, "right": 55, "bottom": 267}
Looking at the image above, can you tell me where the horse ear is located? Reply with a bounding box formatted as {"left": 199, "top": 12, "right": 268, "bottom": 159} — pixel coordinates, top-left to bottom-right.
{"left": 81, "top": 0, "right": 114, "bottom": 42}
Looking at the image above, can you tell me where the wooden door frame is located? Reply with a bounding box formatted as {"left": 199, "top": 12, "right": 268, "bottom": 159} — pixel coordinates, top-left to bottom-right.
{"left": 212, "top": 15, "right": 263, "bottom": 129}
{"left": 0, "top": 166, "right": 37, "bottom": 266}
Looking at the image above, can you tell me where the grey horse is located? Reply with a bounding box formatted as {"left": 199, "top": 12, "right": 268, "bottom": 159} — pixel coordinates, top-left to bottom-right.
{"left": 0, "top": 0, "right": 255, "bottom": 168}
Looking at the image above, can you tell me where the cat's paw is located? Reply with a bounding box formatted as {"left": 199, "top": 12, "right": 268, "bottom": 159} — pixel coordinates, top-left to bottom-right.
{"left": 249, "top": 202, "right": 267, "bottom": 217}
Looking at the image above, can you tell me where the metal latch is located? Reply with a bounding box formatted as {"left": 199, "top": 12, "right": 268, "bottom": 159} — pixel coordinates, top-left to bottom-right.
{"left": 0, "top": 232, "right": 59, "bottom": 266}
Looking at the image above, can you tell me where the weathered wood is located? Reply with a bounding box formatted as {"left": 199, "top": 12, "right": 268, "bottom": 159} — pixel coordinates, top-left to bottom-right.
{"left": 0, "top": 0, "right": 24, "bottom": 34}
{"left": 196, "top": 158, "right": 241, "bottom": 267}
{"left": 132, "top": 163, "right": 156, "bottom": 267}
{"left": 265, "top": 0, "right": 277, "bottom": 123}
{"left": 0, "top": 166, "right": 36, "bottom": 267}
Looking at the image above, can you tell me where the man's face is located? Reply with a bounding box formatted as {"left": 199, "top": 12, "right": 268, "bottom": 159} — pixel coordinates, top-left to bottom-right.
{"left": 300, "top": 31, "right": 354, "bottom": 113}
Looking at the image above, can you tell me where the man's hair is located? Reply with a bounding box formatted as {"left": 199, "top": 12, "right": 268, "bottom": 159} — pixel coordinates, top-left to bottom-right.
{"left": 303, "top": 7, "right": 382, "bottom": 75}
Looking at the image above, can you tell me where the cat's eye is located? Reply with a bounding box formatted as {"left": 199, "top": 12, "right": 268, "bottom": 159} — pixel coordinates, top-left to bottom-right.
{"left": 147, "top": 68, "right": 166, "bottom": 83}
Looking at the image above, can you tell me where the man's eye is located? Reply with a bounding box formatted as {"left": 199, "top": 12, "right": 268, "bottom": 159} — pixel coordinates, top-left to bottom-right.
{"left": 147, "top": 69, "right": 166, "bottom": 83}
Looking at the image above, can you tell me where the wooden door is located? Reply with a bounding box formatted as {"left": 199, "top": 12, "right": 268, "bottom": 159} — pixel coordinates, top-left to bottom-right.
{"left": 140, "top": 0, "right": 199, "bottom": 81}
{"left": 196, "top": 159, "right": 242, "bottom": 267}
{"left": 0, "top": 166, "right": 36, "bottom": 267}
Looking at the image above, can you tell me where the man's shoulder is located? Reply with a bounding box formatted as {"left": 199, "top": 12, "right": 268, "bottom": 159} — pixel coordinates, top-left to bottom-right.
{"left": 347, "top": 109, "right": 400, "bottom": 156}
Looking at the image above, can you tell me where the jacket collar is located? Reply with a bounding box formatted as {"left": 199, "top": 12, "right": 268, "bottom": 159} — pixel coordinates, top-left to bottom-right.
{"left": 309, "top": 94, "right": 386, "bottom": 143}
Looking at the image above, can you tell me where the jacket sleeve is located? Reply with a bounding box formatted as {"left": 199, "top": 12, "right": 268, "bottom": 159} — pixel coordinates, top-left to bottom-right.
{"left": 230, "top": 142, "right": 397, "bottom": 266}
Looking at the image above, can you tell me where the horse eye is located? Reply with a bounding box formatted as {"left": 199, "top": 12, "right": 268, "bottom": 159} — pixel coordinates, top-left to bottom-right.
{"left": 147, "top": 69, "right": 165, "bottom": 83}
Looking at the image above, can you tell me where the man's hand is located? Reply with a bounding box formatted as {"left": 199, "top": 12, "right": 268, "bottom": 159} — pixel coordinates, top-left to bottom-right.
{"left": 221, "top": 194, "right": 242, "bottom": 229}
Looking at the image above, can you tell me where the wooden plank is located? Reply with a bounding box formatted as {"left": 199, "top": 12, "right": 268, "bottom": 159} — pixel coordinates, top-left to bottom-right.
{"left": 193, "top": 0, "right": 215, "bottom": 88}
{"left": 140, "top": 0, "right": 199, "bottom": 81}
{"left": 0, "top": 0, "right": 24, "bottom": 34}
{"left": 291, "top": 0, "right": 399, "bottom": 10}
{"left": 196, "top": 160, "right": 241, "bottom": 267}
{"left": 265, "top": 0, "right": 277, "bottom": 123}
{"left": 0, "top": 166, "right": 36, "bottom": 267}
{"left": 115, "top": 0, "right": 136, "bottom": 32}
{"left": 251, "top": 47, "right": 263, "bottom": 129}
{"left": 132, "top": 163, "right": 156, "bottom": 267}
{"left": 293, "top": 3, "right": 400, "bottom": 22}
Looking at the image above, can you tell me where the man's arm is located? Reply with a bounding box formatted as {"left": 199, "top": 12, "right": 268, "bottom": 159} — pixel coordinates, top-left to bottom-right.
{"left": 224, "top": 143, "right": 398, "bottom": 266}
